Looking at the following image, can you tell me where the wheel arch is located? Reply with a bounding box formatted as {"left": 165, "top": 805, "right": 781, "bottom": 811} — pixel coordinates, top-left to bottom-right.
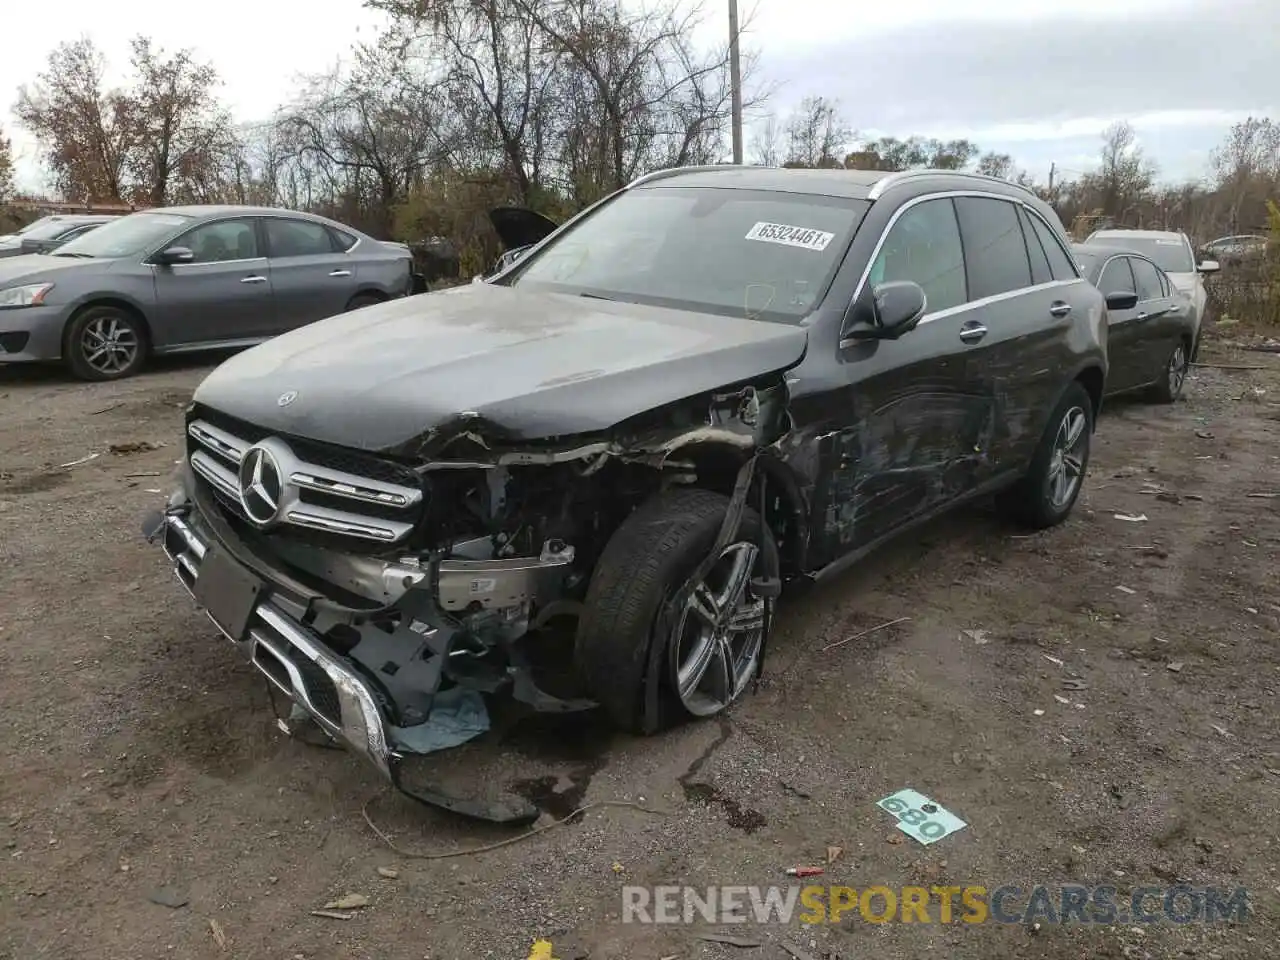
{"left": 1073, "top": 363, "right": 1105, "bottom": 426}
{"left": 63, "top": 298, "right": 153, "bottom": 358}
{"left": 670, "top": 440, "right": 808, "bottom": 578}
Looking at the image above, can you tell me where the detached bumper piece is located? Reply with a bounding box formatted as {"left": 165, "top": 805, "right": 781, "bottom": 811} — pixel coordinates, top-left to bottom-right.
{"left": 144, "top": 504, "right": 582, "bottom": 825}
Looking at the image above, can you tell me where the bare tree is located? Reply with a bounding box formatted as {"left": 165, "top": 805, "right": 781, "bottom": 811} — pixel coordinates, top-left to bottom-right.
{"left": 976, "top": 151, "right": 1014, "bottom": 179}
{"left": 371, "top": 0, "right": 564, "bottom": 204}
{"left": 277, "top": 51, "right": 455, "bottom": 234}
{"left": 783, "top": 96, "right": 849, "bottom": 168}
{"left": 0, "top": 128, "right": 14, "bottom": 201}
{"left": 1086, "top": 121, "right": 1155, "bottom": 219}
{"left": 127, "top": 37, "right": 238, "bottom": 205}
{"left": 749, "top": 111, "right": 781, "bottom": 166}
{"left": 1209, "top": 117, "right": 1280, "bottom": 233}
{"left": 13, "top": 38, "right": 136, "bottom": 202}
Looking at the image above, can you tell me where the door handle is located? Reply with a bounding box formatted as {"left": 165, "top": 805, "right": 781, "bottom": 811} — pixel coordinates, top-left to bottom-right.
{"left": 1049, "top": 301, "right": 1072, "bottom": 318}
{"left": 1135, "top": 312, "right": 1149, "bottom": 322}
{"left": 328, "top": 270, "right": 352, "bottom": 278}
{"left": 959, "top": 322, "right": 988, "bottom": 343}
{"left": 240, "top": 275, "right": 267, "bottom": 284}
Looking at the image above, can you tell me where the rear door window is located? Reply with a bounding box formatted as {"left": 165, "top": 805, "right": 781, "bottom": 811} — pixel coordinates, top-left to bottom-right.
{"left": 954, "top": 197, "right": 1032, "bottom": 300}
{"left": 868, "top": 197, "right": 967, "bottom": 313}
{"left": 266, "top": 219, "right": 337, "bottom": 258}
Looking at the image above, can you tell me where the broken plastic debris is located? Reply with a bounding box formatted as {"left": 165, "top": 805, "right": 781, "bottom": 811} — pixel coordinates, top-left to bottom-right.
{"left": 527, "top": 940, "right": 560, "bottom": 960}
{"left": 785, "top": 866, "right": 824, "bottom": 877}
{"left": 390, "top": 687, "right": 489, "bottom": 754}
{"left": 59, "top": 452, "right": 100, "bottom": 468}
{"left": 323, "top": 893, "right": 369, "bottom": 910}
{"left": 1113, "top": 513, "right": 1148, "bottom": 522}
{"left": 1033, "top": 709, "right": 1046, "bottom": 716}
{"left": 877, "top": 788, "right": 967, "bottom": 846}
{"left": 1043, "top": 654, "right": 1064, "bottom": 666}
{"left": 1116, "top": 585, "right": 1137, "bottom": 595}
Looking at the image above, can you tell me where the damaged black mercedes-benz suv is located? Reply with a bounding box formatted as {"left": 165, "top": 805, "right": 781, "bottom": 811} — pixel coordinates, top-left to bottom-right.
{"left": 144, "top": 165, "right": 1108, "bottom": 822}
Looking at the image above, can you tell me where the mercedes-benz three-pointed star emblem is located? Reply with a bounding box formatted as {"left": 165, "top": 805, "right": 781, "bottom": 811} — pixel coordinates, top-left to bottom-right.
{"left": 238, "top": 445, "right": 284, "bottom": 526}
{"left": 277, "top": 390, "right": 298, "bottom": 407}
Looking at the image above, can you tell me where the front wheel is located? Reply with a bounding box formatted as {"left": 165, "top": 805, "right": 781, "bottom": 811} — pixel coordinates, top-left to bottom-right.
{"left": 997, "top": 381, "right": 1094, "bottom": 529}
{"left": 64, "top": 306, "right": 147, "bottom": 381}
{"left": 574, "top": 488, "right": 777, "bottom": 734}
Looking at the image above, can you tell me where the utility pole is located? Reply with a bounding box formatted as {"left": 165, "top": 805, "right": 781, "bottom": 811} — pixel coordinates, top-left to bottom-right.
{"left": 1048, "top": 162, "right": 1056, "bottom": 193}
{"left": 729, "top": 0, "right": 744, "bottom": 164}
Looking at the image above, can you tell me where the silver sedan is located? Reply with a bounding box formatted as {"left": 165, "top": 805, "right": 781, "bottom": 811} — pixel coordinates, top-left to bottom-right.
{"left": 0, "top": 205, "right": 416, "bottom": 380}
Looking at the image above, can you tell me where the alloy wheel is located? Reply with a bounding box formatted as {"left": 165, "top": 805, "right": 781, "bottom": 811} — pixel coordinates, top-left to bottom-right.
{"left": 81, "top": 316, "right": 139, "bottom": 375}
{"left": 669, "top": 541, "right": 766, "bottom": 717}
{"left": 1045, "top": 406, "right": 1088, "bottom": 509}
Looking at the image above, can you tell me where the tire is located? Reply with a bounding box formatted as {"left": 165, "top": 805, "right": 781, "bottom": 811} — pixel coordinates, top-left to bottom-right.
{"left": 63, "top": 305, "right": 148, "bottom": 381}
{"left": 997, "top": 381, "right": 1094, "bottom": 529}
{"left": 574, "top": 488, "right": 778, "bottom": 734}
{"left": 345, "top": 292, "right": 385, "bottom": 312}
{"left": 1150, "top": 338, "right": 1189, "bottom": 404}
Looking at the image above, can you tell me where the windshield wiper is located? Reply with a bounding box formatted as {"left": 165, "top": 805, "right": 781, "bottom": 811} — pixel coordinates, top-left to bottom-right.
{"left": 51, "top": 252, "right": 94, "bottom": 259}
{"left": 578, "top": 292, "right": 615, "bottom": 302}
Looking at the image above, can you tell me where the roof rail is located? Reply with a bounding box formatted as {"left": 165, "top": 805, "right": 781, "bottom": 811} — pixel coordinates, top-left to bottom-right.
{"left": 866, "top": 168, "right": 1038, "bottom": 201}
{"left": 625, "top": 164, "right": 756, "bottom": 189}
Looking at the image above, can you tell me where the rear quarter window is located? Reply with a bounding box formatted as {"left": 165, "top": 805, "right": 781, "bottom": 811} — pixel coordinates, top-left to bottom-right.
{"left": 1026, "top": 213, "right": 1079, "bottom": 281}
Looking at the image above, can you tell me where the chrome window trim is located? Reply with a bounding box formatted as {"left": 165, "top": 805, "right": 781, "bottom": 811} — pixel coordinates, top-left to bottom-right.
{"left": 844, "top": 190, "right": 1086, "bottom": 334}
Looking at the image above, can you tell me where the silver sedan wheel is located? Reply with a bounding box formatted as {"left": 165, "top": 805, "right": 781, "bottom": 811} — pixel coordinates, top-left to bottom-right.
{"left": 81, "top": 315, "right": 140, "bottom": 375}
{"left": 669, "top": 541, "right": 766, "bottom": 717}
{"left": 1045, "top": 405, "right": 1088, "bottom": 508}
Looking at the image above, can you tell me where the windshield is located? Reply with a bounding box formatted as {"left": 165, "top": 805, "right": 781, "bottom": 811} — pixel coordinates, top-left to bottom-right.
{"left": 16, "top": 217, "right": 56, "bottom": 236}
{"left": 23, "top": 219, "right": 98, "bottom": 241}
{"left": 54, "top": 212, "right": 192, "bottom": 259}
{"left": 506, "top": 186, "right": 870, "bottom": 323}
{"left": 1095, "top": 234, "right": 1194, "bottom": 273}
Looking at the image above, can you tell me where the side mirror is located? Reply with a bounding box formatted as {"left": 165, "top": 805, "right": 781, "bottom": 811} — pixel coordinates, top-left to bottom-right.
{"left": 154, "top": 246, "right": 195, "bottom": 266}
{"left": 1104, "top": 290, "right": 1138, "bottom": 311}
{"left": 841, "top": 281, "right": 928, "bottom": 343}
{"left": 1196, "top": 259, "right": 1220, "bottom": 274}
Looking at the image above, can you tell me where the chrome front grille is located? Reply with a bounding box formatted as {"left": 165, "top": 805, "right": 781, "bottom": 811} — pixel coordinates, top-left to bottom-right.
{"left": 187, "top": 418, "right": 423, "bottom": 545}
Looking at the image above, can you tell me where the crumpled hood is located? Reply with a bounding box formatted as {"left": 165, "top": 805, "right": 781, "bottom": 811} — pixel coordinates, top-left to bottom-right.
{"left": 192, "top": 283, "right": 808, "bottom": 455}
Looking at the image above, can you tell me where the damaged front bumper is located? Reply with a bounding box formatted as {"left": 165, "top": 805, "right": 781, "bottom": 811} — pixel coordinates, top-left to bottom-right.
{"left": 144, "top": 489, "right": 591, "bottom": 824}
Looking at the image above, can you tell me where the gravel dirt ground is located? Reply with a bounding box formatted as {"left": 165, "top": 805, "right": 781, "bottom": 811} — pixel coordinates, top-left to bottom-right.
{"left": 1, "top": 334, "right": 1278, "bottom": 960}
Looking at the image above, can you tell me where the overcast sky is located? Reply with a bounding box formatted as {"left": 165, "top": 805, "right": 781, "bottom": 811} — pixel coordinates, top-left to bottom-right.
{"left": 3, "top": 0, "right": 1276, "bottom": 192}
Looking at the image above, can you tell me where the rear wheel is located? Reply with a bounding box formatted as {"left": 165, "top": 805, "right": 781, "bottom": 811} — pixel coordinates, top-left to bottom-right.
{"left": 64, "top": 306, "right": 147, "bottom": 381}
{"left": 997, "top": 381, "right": 1093, "bottom": 529}
{"left": 1150, "top": 339, "right": 1189, "bottom": 404}
{"left": 345, "top": 292, "right": 384, "bottom": 312}
{"left": 574, "top": 488, "right": 776, "bottom": 733}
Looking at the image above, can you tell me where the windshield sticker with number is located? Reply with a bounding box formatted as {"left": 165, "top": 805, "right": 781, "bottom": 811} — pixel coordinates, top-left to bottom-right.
{"left": 745, "top": 221, "right": 835, "bottom": 251}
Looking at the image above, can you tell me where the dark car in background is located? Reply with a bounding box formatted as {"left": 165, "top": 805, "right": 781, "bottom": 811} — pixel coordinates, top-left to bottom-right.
{"left": 1073, "top": 241, "right": 1196, "bottom": 402}
{"left": 478, "top": 206, "right": 559, "bottom": 278}
{"left": 0, "top": 205, "right": 415, "bottom": 380}
{"left": 144, "top": 166, "right": 1107, "bottom": 821}
{"left": 8, "top": 215, "right": 117, "bottom": 257}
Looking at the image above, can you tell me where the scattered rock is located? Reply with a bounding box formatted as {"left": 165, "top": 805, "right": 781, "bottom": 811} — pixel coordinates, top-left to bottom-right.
{"left": 147, "top": 886, "right": 189, "bottom": 909}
